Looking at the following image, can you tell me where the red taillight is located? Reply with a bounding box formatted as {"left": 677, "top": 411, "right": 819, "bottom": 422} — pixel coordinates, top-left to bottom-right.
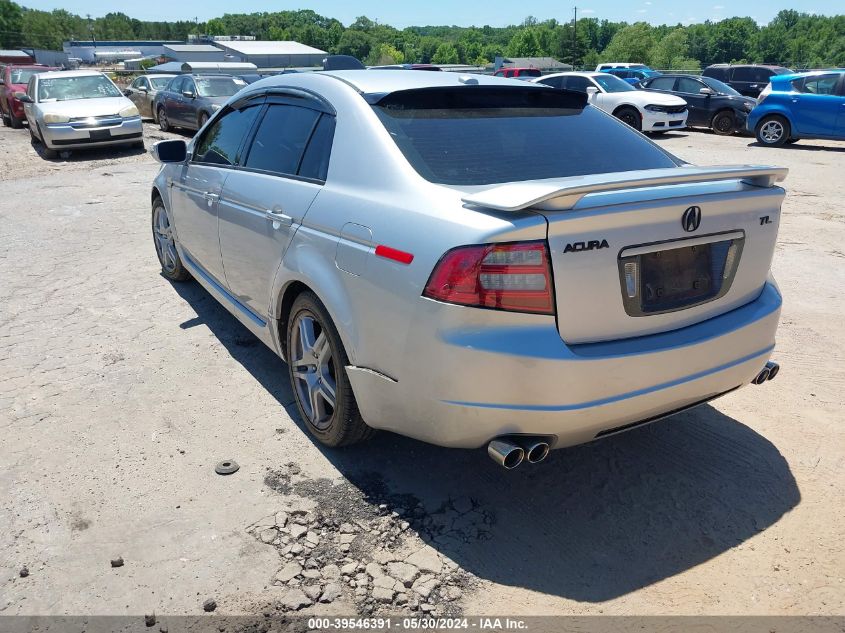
{"left": 423, "top": 241, "right": 555, "bottom": 315}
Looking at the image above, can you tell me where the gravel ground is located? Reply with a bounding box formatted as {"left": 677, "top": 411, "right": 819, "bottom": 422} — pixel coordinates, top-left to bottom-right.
{"left": 0, "top": 121, "right": 843, "bottom": 618}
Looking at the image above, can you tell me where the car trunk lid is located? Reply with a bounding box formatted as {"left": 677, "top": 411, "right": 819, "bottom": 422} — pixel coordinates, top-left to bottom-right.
{"left": 461, "top": 165, "right": 787, "bottom": 344}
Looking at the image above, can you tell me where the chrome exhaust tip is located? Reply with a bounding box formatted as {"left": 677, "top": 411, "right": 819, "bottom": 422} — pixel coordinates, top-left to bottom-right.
{"left": 753, "top": 366, "right": 771, "bottom": 385}
{"left": 765, "top": 361, "right": 780, "bottom": 381}
{"left": 521, "top": 439, "right": 551, "bottom": 464}
{"left": 487, "top": 439, "right": 525, "bottom": 469}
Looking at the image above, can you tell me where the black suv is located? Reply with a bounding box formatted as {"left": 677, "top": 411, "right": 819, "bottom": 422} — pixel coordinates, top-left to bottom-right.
{"left": 640, "top": 74, "right": 757, "bottom": 134}
{"left": 701, "top": 64, "right": 792, "bottom": 98}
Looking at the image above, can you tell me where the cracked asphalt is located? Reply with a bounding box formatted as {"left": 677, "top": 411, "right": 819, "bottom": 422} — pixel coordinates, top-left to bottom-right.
{"left": 0, "top": 122, "right": 843, "bottom": 617}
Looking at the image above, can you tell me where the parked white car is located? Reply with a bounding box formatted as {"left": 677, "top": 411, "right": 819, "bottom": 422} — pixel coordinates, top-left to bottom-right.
{"left": 533, "top": 72, "right": 689, "bottom": 132}
{"left": 19, "top": 69, "right": 143, "bottom": 158}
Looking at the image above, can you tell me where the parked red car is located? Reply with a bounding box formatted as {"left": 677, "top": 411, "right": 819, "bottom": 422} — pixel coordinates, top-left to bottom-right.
{"left": 493, "top": 67, "right": 542, "bottom": 79}
{"left": 0, "top": 64, "right": 57, "bottom": 128}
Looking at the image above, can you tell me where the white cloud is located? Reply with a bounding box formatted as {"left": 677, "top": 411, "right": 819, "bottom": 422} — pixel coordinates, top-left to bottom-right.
{"left": 581, "top": 8, "right": 596, "bottom": 13}
{"left": 713, "top": 4, "right": 724, "bottom": 9}
{"left": 636, "top": 8, "right": 647, "bottom": 13}
{"left": 645, "top": 1, "right": 652, "bottom": 4}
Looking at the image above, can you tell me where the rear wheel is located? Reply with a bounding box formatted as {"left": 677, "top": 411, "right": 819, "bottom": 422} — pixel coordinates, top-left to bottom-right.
{"left": 614, "top": 106, "right": 641, "bottom": 131}
{"left": 9, "top": 114, "right": 22, "bottom": 129}
{"left": 152, "top": 197, "right": 190, "bottom": 281}
{"left": 158, "top": 107, "right": 170, "bottom": 132}
{"left": 756, "top": 115, "right": 790, "bottom": 147}
{"left": 286, "top": 291, "right": 373, "bottom": 447}
{"left": 711, "top": 110, "right": 736, "bottom": 135}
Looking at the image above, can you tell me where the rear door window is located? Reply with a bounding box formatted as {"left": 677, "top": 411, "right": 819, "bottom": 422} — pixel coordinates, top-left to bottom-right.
{"left": 243, "top": 104, "right": 321, "bottom": 177}
{"left": 793, "top": 74, "right": 840, "bottom": 95}
{"left": 372, "top": 87, "right": 679, "bottom": 186}
{"left": 192, "top": 105, "right": 260, "bottom": 166}
{"left": 298, "top": 115, "right": 336, "bottom": 181}
{"left": 647, "top": 77, "right": 677, "bottom": 91}
{"left": 537, "top": 76, "right": 564, "bottom": 89}
{"left": 732, "top": 67, "right": 754, "bottom": 82}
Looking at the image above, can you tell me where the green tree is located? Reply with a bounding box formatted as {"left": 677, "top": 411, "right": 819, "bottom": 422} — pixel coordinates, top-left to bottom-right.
{"left": 431, "top": 42, "right": 459, "bottom": 64}
{"left": 0, "top": 0, "right": 22, "bottom": 48}
{"left": 336, "top": 29, "right": 372, "bottom": 60}
{"left": 366, "top": 42, "right": 404, "bottom": 65}
{"left": 600, "top": 22, "right": 655, "bottom": 63}
{"left": 506, "top": 28, "right": 543, "bottom": 57}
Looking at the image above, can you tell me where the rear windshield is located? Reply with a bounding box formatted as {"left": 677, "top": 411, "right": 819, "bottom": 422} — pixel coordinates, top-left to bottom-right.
{"left": 195, "top": 77, "right": 246, "bottom": 97}
{"left": 10, "top": 68, "right": 49, "bottom": 84}
{"left": 373, "top": 87, "right": 679, "bottom": 186}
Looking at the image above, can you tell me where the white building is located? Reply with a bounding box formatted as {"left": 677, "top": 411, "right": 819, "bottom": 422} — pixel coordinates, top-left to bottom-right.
{"left": 162, "top": 44, "right": 227, "bottom": 63}
{"left": 63, "top": 40, "right": 182, "bottom": 64}
{"left": 212, "top": 41, "right": 326, "bottom": 68}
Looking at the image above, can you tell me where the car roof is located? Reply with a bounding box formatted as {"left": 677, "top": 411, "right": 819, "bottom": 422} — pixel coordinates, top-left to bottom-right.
{"left": 538, "top": 71, "right": 600, "bottom": 79}
{"left": 144, "top": 73, "right": 177, "bottom": 79}
{"left": 312, "top": 69, "right": 537, "bottom": 94}
{"left": 775, "top": 69, "right": 845, "bottom": 81}
{"left": 36, "top": 69, "right": 107, "bottom": 80}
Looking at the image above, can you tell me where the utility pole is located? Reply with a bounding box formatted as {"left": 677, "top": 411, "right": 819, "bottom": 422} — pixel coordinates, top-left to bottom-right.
{"left": 572, "top": 7, "right": 577, "bottom": 69}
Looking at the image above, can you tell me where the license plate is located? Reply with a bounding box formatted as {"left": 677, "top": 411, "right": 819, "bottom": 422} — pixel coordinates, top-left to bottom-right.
{"left": 618, "top": 236, "right": 743, "bottom": 316}
{"left": 89, "top": 129, "right": 111, "bottom": 140}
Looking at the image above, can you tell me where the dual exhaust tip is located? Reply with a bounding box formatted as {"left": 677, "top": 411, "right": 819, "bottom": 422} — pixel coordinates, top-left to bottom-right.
{"left": 488, "top": 437, "right": 551, "bottom": 469}
{"left": 753, "top": 361, "right": 780, "bottom": 385}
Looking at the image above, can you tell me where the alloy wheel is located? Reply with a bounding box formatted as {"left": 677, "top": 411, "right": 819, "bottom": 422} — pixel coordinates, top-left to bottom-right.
{"left": 153, "top": 204, "right": 178, "bottom": 273}
{"left": 290, "top": 313, "right": 337, "bottom": 429}
{"left": 760, "top": 120, "right": 784, "bottom": 144}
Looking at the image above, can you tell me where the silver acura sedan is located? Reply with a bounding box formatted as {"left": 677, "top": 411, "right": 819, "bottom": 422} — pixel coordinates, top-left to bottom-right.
{"left": 150, "top": 70, "right": 786, "bottom": 468}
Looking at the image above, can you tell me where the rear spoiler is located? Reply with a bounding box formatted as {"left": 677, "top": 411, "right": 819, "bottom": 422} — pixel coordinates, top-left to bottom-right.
{"left": 461, "top": 165, "right": 788, "bottom": 212}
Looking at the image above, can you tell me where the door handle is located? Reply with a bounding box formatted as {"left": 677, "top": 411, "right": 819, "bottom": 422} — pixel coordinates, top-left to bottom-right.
{"left": 202, "top": 191, "right": 219, "bottom": 200}
{"left": 265, "top": 208, "right": 293, "bottom": 226}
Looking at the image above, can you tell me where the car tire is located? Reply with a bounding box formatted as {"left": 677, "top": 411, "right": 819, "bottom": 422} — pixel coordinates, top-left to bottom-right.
{"left": 614, "top": 106, "right": 641, "bottom": 131}
{"left": 158, "top": 107, "right": 170, "bottom": 132}
{"left": 152, "top": 197, "right": 191, "bottom": 282}
{"left": 286, "top": 291, "right": 374, "bottom": 448}
{"left": 9, "top": 114, "right": 22, "bottom": 129}
{"left": 711, "top": 110, "right": 735, "bottom": 135}
{"left": 132, "top": 140, "right": 145, "bottom": 150}
{"left": 755, "top": 115, "right": 790, "bottom": 147}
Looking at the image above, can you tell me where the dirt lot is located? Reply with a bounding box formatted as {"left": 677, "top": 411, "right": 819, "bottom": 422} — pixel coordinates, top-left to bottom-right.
{"left": 0, "top": 121, "right": 843, "bottom": 619}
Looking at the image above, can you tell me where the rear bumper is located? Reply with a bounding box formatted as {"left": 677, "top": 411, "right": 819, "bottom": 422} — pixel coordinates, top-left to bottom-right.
{"left": 41, "top": 117, "right": 143, "bottom": 149}
{"left": 347, "top": 282, "right": 782, "bottom": 449}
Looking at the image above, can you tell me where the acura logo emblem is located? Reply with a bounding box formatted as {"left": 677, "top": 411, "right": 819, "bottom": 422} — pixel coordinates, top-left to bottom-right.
{"left": 682, "top": 206, "right": 702, "bottom": 232}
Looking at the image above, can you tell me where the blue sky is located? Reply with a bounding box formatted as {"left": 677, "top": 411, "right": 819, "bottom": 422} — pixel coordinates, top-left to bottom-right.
{"left": 20, "top": 0, "right": 842, "bottom": 27}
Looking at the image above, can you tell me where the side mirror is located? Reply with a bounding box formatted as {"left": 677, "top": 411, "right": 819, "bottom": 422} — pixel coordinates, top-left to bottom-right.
{"left": 15, "top": 92, "right": 33, "bottom": 103}
{"left": 585, "top": 86, "right": 599, "bottom": 99}
{"left": 699, "top": 87, "right": 715, "bottom": 96}
{"left": 139, "top": 86, "right": 148, "bottom": 93}
{"left": 182, "top": 90, "right": 195, "bottom": 99}
{"left": 151, "top": 139, "right": 188, "bottom": 164}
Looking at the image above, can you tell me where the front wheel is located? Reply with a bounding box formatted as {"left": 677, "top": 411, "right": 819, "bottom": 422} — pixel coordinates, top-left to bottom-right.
{"left": 614, "top": 106, "right": 641, "bottom": 131}
{"left": 158, "top": 107, "right": 171, "bottom": 132}
{"left": 711, "top": 111, "right": 736, "bottom": 135}
{"left": 286, "top": 292, "right": 373, "bottom": 447}
{"left": 152, "top": 198, "right": 190, "bottom": 281}
{"left": 755, "top": 115, "right": 790, "bottom": 147}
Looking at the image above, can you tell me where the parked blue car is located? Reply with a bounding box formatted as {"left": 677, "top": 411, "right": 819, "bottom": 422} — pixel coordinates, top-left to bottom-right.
{"left": 747, "top": 70, "right": 845, "bottom": 146}
{"left": 600, "top": 66, "right": 662, "bottom": 85}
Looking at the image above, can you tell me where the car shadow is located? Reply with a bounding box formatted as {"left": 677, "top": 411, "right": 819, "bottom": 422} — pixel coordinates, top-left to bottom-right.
{"left": 747, "top": 140, "right": 845, "bottom": 152}
{"left": 169, "top": 278, "right": 800, "bottom": 603}
{"left": 30, "top": 134, "right": 147, "bottom": 162}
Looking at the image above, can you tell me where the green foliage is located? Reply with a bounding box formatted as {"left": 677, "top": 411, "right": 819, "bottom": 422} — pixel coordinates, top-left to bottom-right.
{"left": 432, "top": 43, "right": 459, "bottom": 64}
{"left": 0, "top": 0, "right": 23, "bottom": 48}
{"left": 1, "top": 2, "right": 842, "bottom": 71}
